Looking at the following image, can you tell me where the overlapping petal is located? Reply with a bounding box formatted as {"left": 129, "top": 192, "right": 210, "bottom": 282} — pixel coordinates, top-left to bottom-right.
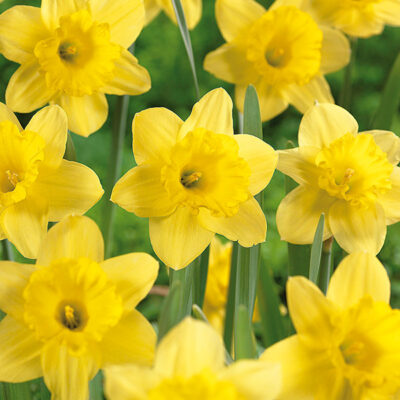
{"left": 380, "top": 167, "right": 400, "bottom": 224}
{"left": 369, "top": 130, "right": 400, "bottom": 165}
{"left": 41, "top": 0, "right": 87, "bottom": 30}
{"left": 374, "top": 0, "right": 400, "bottom": 25}
{"left": 0, "top": 103, "right": 22, "bottom": 130}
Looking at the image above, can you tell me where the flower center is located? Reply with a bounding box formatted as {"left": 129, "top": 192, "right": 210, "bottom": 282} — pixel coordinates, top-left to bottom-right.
{"left": 246, "top": 6, "right": 322, "bottom": 87}
{"left": 58, "top": 303, "right": 87, "bottom": 331}
{"left": 316, "top": 133, "right": 393, "bottom": 207}
{"left": 34, "top": 10, "right": 121, "bottom": 96}
{"left": 161, "top": 128, "right": 250, "bottom": 217}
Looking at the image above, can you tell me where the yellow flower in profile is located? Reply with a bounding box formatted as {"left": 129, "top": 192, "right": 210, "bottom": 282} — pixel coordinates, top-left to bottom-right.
{"left": 0, "top": 215, "right": 158, "bottom": 400}
{"left": 276, "top": 102, "right": 400, "bottom": 255}
{"left": 262, "top": 253, "right": 400, "bottom": 399}
{"left": 0, "top": 0, "right": 150, "bottom": 137}
{"left": 204, "top": 0, "right": 350, "bottom": 121}
{"left": 306, "top": 0, "right": 400, "bottom": 38}
{"left": 144, "top": 0, "right": 202, "bottom": 30}
{"left": 111, "top": 88, "right": 277, "bottom": 270}
{"left": 0, "top": 103, "right": 103, "bottom": 258}
{"left": 105, "top": 317, "right": 281, "bottom": 400}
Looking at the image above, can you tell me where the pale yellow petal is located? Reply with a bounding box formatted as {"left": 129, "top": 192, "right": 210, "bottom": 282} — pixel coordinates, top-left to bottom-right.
{"left": 0, "top": 316, "right": 42, "bottom": 382}
{"left": 0, "top": 196, "right": 48, "bottom": 259}
{"left": 380, "top": 166, "right": 400, "bottom": 224}
{"left": 42, "top": 342, "right": 98, "bottom": 400}
{"left": 56, "top": 93, "right": 108, "bottom": 137}
{"left": 102, "top": 50, "right": 151, "bottom": 96}
{"left": 89, "top": 0, "right": 145, "bottom": 47}
{"left": 33, "top": 160, "right": 103, "bottom": 221}
{"left": 101, "top": 253, "right": 159, "bottom": 308}
{"left": 6, "top": 61, "right": 53, "bottom": 113}
{"left": 155, "top": 317, "right": 225, "bottom": 378}
{"left": 276, "top": 186, "right": 334, "bottom": 244}
{"left": 215, "top": 0, "right": 266, "bottom": 42}
{"left": 100, "top": 309, "right": 156, "bottom": 367}
{"left": 149, "top": 207, "right": 214, "bottom": 270}
{"left": 37, "top": 215, "right": 104, "bottom": 266}
{"left": 282, "top": 76, "right": 334, "bottom": 115}
{"left": 25, "top": 105, "right": 67, "bottom": 169}
{"left": 179, "top": 88, "right": 233, "bottom": 138}
{"left": 41, "top": 0, "right": 86, "bottom": 30}
{"left": 298, "top": 103, "right": 359, "bottom": 149}
{"left": 161, "top": 0, "right": 202, "bottom": 30}
{"left": 320, "top": 26, "right": 351, "bottom": 74}
{"left": 234, "top": 134, "right": 277, "bottom": 195}
{"left": 0, "top": 102, "right": 22, "bottom": 130}
{"left": 220, "top": 360, "right": 281, "bottom": 400}
{"left": 287, "top": 277, "right": 335, "bottom": 348}
{"left": 111, "top": 165, "right": 177, "bottom": 218}
{"left": 0, "top": 6, "right": 49, "bottom": 64}
{"left": 144, "top": 0, "right": 162, "bottom": 25}
{"left": 198, "top": 197, "right": 266, "bottom": 247}
{"left": 0, "top": 261, "right": 34, "bottom": 320}
{"left": 203, "top": 42, "right": 258, "bottom": 84}
{"left": 374, "top": 0, "right": 400, "bottom": 26}
{"left": 132, "top": 107, "right": 183, "bottom": 165}
{"left": 368, "top": 130, "right": 400, "bottom": 165}
{"left": 327, "top": 253, "right": 390, "bottom": 308}
{"left": 328, "top": 201, "right": 386, "bottom": 255}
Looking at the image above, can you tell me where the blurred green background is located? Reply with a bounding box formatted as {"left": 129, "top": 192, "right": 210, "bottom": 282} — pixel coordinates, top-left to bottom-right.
{"left": 0, "top": 0, "right": 400, "bottom": 315}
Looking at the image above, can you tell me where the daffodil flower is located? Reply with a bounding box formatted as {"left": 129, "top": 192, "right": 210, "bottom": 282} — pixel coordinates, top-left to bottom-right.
{"left": 0, "top": 215, "right": 159, "bottom": 400}
{"left": 144, "top": 0, "right": 202, "bottom": 30}
{"left": 0, "top": 0, "right": 151, "bottom": 137}
{"left": 204, "top": 0, "right": 350, "bottom": 121}
{"left": 105, "top": 317, "right": 281, "bottom": 400}
{"left": 0, "top": 103, "right": 103, "bottom": 258}
{"left": 111, "top": 88, "right": 277, "bottom": 269}
{"left": 276, "top": 102, "right": 400, "bottom": 255}
{"left": 262, "top": 253, "right": 400, "bottom": 399}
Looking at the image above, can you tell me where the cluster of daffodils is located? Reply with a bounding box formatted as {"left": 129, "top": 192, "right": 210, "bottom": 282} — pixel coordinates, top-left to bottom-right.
{"left": 0, "top": 0, "right": 399, "bottom": 399}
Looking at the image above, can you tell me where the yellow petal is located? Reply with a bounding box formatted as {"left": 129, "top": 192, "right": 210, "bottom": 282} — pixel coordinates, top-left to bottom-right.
{"left": 298, "top": 103, "right": 359, "bottom": 149}
{"left": 100, "top": 309, "right": 156, "bottom": 367}
{"left": 101, "top": 253, "right": 159, "bottom": 308}
{"left": 368, "top": 129, "right": 400, "bottom": 165}
{"left": 0, "top": 261, "right": 34, "bottom": 320}
{"left": 144, "top": 0, "right": 162, "bottom": 25}
{"left": 149, "top": 207, "right": 213, "bottom": 270}
{"left": 25, "top": 105, "right": 67, "bottom": 169}
{"left": 276, "top": 186, "right": 334, "bottom": 245}
{"left": 155, "top": 317, "right": 225, "bottom": 378}
{"left": 374, "top": 0, "right": 400, "bottom": 26}
{"left": 203, "top": 42, "right": 258, "bottom": 84}
{"left": 161, "top": 0, "right": 202, "bottom": 30}
{"left": 327, "top": 253, "right": 390, "bottom": 308}
{"left": 33, "top": 159, "right": 103, "bottom": 221}
{"left": 215, "top": 0, "right": 266, "bottom": 42}
{"left": 234, "top": 134, "right": 277, "bottom": 195}
{"left": 56, "top": 93, "right": 108, "bottom": 137}
{"left": 287, "top": 277, "right": 335, "bottom": 348}
{"left": 36, "top": 215, "right": 104, "bottom": 266}
{"left": 6, "top": 61, "right": 53, "bottom": 113}
{"left": 102, "top": 49, "right": 151, "bottom": 96}
{"left": 269, "top": 0, "right": 306, "bottom": 10}
{"left": 380, "top": 166, "right": 400, "bottom": 224}
{"left": 282, "top": 76, "right": 334, "bottom": 115}
{"left": 132, "top": 107, "right": 183, "bottom": 165}
{"left": 219, "top": 360, "right": 281, "bottom": 400}
{"left": 0, "top": 6, "right": 49, "bottom": 64}
{"left": 199, "top": 197, "right": 266, "bottom": 247}
{"left": 0, "top": 316, "right": 42, "bottom": 382}
{"left": 89, "top": 0, "right": 145, "bottom": 48}
{"left": 328, "top": 201, "right": 386, "bottom": 255}
{"left": 42, "top": 342, "right": 98, "bottom": 400}
{"left": 179, "top": 88, "right": 233, "bottom": 139}
{"left": 111, "top": 165, "right": 177, "bottom": 218}
{"left": 1, "top": 196, "right": 48, "bottom": 259}
{"left": 0, "top": 102, "right": 23, "bottom": 130}
{"left": 320, "top": 26, "right": 350, "bottom": 74}
{"left": 41, "top": 0, "right": 86, "bottom": 30}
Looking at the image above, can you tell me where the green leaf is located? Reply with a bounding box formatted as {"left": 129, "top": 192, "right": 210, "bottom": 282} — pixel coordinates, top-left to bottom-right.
{"left": 318, "top": 238, "right": 333, "bottom": 294}
{"left": 234, "top": 305, "right": 257, "bottom": 360}
{"left": 1, "top": 240, "right": 14, "bottom": 261}
{"left": 63, "top": 132, "right": 76, "bottom": 162}
{"left": 192, "top": 246, "right": 209, "bottom": 308}
{"left": 0, "top": 382, "right": 34, "bottom": 400}
{"left": 309, "top": 214, "right": 325, "bottom": 284}
{"left": 89, "top": 371, "right": 104, "bottom": 400}
{"left": 243, "top": 85, "right": 262, "bottom": 139}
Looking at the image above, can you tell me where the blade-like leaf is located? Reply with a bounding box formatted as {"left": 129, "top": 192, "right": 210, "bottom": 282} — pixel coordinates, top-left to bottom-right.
{"left": 193, "top": 246, "right": 209, "bottom": 308}
{"left": 234, "top": 305, "right": 257, "bottom": 360}
{"left": 309, "top": 214, "right": 325, "bottom": 284}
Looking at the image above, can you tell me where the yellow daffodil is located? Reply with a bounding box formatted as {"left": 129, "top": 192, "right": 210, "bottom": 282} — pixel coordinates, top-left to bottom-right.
{"left": 0, "top": 103, "right": 102, "bottom": 258}
{"left": 305, "top": 0, "right": 400, "bottom": 38}
{"left": 105, "top": 317, "right": 281, "bottom": 400}
{"left": 204, "top": 0, "right": 350, "bottom": 121}
{"left": 262, "top": 252, "right": 400, "bottom": 399}
{"left": 0, "top": 215, "right": 159, "bottom": 400}
{"left": 111, "top": 88, "right": 277, "bottom": 270}
{"left": 276, "top": 102, "right": 400, "bottom": 255}
{"left": 0, "top": 0, "right": 150, "bottom": 137}
{"left": 144, "top": 0, "right": 202, "bottom": 30}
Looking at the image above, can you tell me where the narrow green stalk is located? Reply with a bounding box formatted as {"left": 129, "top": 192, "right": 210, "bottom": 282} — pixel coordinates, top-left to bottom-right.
{"left": 318, "top": 237, "right": 333, "bottom": 294}
{"left": 89, "top": 371, "right": 104, "bottom": 400}
{"left": 1, "top": 240, "right": 14, "bottom": 261}
{"left": 64, "top": 132, "right": 76, "bottom": 161}
{"left": 234, "top": 305, "right": 257, "bottom": 360}
{"left": 309, "top": 214, "right": 325, "bottom": 284}
{"left": 193, "top": 246, "right": 209, "bottom": 308}
{"left": 339, "top": 38, "right": 358, "bottom": 110}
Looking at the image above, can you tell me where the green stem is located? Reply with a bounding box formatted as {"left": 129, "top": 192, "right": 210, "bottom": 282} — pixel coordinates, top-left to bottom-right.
{"left": 193, "top": 246, "right": 209, "bottom": 308}
{"left": 318, "top": 237, "right": 333, "bottom": 294}
{"left": 1, "top": 240, "right": 14, "bottom": 261}
{"left": 339, "top": 38, "right": 358, "bottom": 110}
